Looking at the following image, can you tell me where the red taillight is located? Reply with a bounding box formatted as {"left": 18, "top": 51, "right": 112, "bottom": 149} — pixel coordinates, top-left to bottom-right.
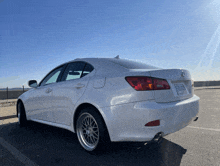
{"left": 153, "top": 78, "right": 170, "bottom": 90}
{"left": 125, "top": 77, "right": 170, "bottom": 91}
{"left": 125, "top": 77, "right": 153, "bottom": 90}
{"left": 145, "top": 120, "right": 160, "bottom": 126}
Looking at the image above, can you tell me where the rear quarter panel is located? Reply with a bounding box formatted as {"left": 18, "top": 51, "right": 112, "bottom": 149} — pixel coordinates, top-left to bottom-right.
{"left": 77, "top": 71, "right": 155, "bottom": 107}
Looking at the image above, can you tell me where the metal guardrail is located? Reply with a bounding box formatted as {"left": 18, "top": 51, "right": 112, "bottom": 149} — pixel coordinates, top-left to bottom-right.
{"left": 194, "top": 81, "right": 220, "bottom": 87}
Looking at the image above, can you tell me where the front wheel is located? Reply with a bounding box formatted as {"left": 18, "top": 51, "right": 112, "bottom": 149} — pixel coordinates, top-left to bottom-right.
{"left": 76, "top": 108, "right": 110, "bottom": 152}
{"left": 17, "top": 102, "right": 28, "bottom": 127}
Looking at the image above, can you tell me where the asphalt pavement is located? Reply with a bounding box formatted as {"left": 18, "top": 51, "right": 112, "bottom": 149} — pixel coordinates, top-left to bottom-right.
{"left": 0, "top": 88, "right": 220, "bottom": 166}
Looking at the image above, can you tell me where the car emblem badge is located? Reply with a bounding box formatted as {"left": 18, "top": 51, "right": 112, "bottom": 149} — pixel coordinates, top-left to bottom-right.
{"left": 181, "top": 71, "right": 185, "bottom": 77}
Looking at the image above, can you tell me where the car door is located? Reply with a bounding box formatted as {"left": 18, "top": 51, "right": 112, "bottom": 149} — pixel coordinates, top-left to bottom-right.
{"left": 51, "top": 62, "right": 94, "bottom": 126}
{"left": 26, "top": 65, "right": 65, "bottom": 122}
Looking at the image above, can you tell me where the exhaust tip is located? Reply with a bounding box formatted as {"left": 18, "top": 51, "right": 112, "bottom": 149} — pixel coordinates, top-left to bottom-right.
{"left": 144, "top": 132, "right": 163, "bottom": 145}
{"left": 152, "top": 132, "right": 163, "bottom": 143}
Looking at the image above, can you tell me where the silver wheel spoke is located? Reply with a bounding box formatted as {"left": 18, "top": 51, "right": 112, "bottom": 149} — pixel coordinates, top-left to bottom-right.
{"left": 82, "top": 121, "right": 86, "bottom": 127}
{"left": 90, "top": 136, "right": 95, "bottom": 144}
{"left": 93, "top": 132, "right": 98, "bottom": 138}
{"left": 89, "top": 136, "right": 93, "bottom": 144}
{"left": 84, "top": 118, "right": 88, "bottom": 125}
{"left": 86, "top": 136, "right": 90, "bottom": 143}
{"left": 83, "top": 119, "right": 87, "bottom": 126}
{"left": 86, "top": 118, "right": 89, "bottom": 125}
{"left": 82, "top": 125, "right": 86, "bottom": 130}
{"left": 89, "top": 117, "right": 92, "bottom": 126}
{"left": 88, "top": 118, "right": 90, "bottom": 125}
{"left": 92, "top": 122, "right": 97, "bottom": 128}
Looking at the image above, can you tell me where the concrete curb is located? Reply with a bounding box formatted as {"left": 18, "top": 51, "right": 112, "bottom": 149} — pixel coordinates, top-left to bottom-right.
{"left": 0, "top": 99, "right": 17, "bottom": 107}
{"left": 0, "top": 99, "right": 17, "bottom": 103}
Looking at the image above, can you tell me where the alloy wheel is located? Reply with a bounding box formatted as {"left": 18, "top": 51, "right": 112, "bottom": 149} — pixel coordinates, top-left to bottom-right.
{"left": 77, "top": 113, "right": 99, "bottom": 151}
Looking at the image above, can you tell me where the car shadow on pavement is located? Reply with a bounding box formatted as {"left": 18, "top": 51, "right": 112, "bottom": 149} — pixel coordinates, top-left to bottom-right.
{"left": 0, "top": 121, "right": 187, "bottom": 166}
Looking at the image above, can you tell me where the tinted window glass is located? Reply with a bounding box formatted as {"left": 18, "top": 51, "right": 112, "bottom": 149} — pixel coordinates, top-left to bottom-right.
{"left": 40, "top": 67, "right": 63, "bottom": 86}
{"left": 62, "top": 62, "right": 85, "bottom": 81}
{"left": 46, "top": 71, "right": 61, "bottom": 84}
{"left": 81, "top": 63, "right": 94, "bottom": 77}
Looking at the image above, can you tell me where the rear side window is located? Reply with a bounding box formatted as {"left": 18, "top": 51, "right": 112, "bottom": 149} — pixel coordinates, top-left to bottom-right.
{"left": 61, "top": 62, "right": 94, "bottom": 81}
{"left": 61, "top": 62, "right": 85, "bottom": 81}
{"left": 107, "top": 59, "right": 159, "bottom": 69}
{"left": 81, "top": 63, "right": 94, "bottom": 77}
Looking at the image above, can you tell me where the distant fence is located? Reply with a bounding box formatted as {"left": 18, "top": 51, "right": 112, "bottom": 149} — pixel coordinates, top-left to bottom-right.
{"left": 194, "top": 81, "right": 220, "bottom": 87}
{"left": 0, "top": 87, "right": 29, "bottom": 100}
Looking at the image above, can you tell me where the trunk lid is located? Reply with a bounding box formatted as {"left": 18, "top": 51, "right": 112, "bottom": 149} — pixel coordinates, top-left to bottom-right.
{"left": 149, "top": 69, "right": 193, "bottom": 103}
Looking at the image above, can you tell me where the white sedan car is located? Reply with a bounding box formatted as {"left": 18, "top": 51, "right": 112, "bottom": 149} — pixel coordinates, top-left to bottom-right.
{"left": 17, "top": 57, "right": 199, "bottom": 152}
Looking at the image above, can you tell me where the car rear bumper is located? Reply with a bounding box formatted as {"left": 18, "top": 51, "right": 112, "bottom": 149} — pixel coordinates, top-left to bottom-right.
{"left": 102, "top": 95, "right": 200, "bottom": 142}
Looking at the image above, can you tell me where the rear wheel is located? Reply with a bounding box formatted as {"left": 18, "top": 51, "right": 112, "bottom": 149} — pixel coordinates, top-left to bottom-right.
{"left": 76, "top": 107, "right": 110, "bottom": 152}
{"left": 17, "top": 102, "right": 28, "bottom": 127}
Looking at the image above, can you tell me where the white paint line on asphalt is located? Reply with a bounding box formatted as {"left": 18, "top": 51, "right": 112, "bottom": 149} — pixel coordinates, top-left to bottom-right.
{"left": 0, "top": 137, "right": 39, "bottom": 166}
{"left": 187, "top": 126, "right": 220, "bottom": 132}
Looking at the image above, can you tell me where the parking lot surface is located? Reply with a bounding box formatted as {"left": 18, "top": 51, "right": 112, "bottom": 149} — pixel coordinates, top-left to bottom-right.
{"left": 0, "top": 89, "right": 220, "bottom": 166}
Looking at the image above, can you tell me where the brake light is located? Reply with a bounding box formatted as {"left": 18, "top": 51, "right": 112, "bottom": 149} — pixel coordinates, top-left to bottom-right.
{"left": 125, "top": 76, "right": 170, "bottom": 91}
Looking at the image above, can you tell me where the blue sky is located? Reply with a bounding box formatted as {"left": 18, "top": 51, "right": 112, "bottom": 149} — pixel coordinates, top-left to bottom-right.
{"left": 0, "top": 0, "right": 220, "bottom": 88}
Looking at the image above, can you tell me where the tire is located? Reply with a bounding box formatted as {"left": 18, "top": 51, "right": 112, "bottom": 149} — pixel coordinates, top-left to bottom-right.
{"left": 17, "top": 102, "right": 28, "bottom": 127}
{"left": 76, "top": 107, "right": 110, "bottom": 152}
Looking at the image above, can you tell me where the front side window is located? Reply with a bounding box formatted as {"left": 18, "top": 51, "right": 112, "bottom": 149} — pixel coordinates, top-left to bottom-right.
{"left": 40, "top": 66, "right": 63, "bottom": 86}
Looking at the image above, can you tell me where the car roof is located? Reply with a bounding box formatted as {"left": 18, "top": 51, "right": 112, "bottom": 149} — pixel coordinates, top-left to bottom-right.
{"left": 61, "top": 57, "right": 128, "bottom": 75}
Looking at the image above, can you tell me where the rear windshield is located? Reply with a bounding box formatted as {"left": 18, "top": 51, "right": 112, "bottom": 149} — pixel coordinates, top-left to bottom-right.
{"left": 107, "top": 58, "right": 160, "bottom": 69}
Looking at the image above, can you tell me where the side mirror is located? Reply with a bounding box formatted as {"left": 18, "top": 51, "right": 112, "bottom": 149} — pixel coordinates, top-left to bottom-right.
{"left": 28, "top": 80, "right": 38, "bottom": 88}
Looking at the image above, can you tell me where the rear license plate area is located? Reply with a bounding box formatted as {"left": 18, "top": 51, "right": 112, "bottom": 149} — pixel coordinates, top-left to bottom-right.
{"left": 174, "top": 83, "right": 188, "bottom": 96}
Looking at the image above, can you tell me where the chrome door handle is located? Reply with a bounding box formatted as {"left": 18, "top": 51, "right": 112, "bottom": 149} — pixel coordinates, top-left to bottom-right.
{"left": 45, "top": 88, "right": 52, "bottom": 93}
{"left": 75, "top": 83, "right": 85, "bottom": 89}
